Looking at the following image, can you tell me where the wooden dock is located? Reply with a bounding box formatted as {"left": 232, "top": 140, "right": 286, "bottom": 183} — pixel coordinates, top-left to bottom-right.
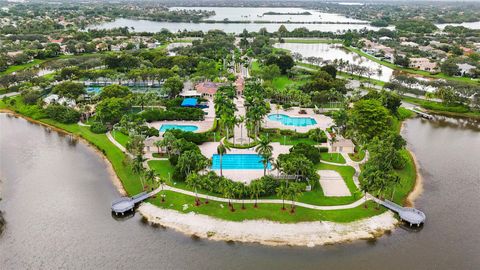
{"left": 111, "top": 192, "right": 151, "bottom": 215}
{"left": 379, "top": 200, "right": 426, "bottom": 227}
{"left": 408, "top": 108, "right": 434, "bottom": 120}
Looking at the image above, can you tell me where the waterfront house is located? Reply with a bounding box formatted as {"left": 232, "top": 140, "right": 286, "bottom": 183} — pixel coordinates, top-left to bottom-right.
{"left": 457, "top": 63, "right": 476, "bottom": 76}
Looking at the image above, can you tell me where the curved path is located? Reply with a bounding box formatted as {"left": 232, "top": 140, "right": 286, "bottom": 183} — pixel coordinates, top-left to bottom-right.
{"left": 107, "top": 125, "right": 373, "bottom": 211}
{"left": 157, "top": 184, "right": 372, "bottom": 211}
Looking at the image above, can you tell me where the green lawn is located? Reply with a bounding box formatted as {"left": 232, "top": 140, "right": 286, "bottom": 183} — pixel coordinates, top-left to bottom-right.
{"left": 402, "top": 96, "right": 480, "bottom": 119}
{"left": 0, "top": 59, "right": 45, "bottom": 76}
{"left": 390, "top": 150, "right": 417, "bottom": 205}
{"left": 149, "top": 191, "right": 384, "bottom": 223}
{"left": 345, "top": 46, "right": 479, "bottom": 85}
{"left": 266, "top": 132, "right": 319, "bottom": 146}
{"left": 147, "top": 160, "right": 175, "bottom": 181}
{"left": 112, "top": 131, "right": 130, "bottom": 148}
{"left": 320, "top": 153, "right": 346, "bottom": 164}
{"left": 348, "top": 150, "right": 366, "bottom": 162}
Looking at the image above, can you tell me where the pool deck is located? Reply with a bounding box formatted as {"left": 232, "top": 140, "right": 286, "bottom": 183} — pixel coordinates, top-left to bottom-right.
{"left": 264, "top": 106, "right": 333, "bottom": 133}
{"left": 147, "top": 99, "right": 215, "bottom": 133}
{"left": 199, "top": 141, "right": 291, "bottom": 183}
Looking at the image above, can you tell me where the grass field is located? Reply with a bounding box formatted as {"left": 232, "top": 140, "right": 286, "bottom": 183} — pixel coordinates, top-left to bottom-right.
{"left": 402, "top": 96, "right": 480, "bottom": 119}
{"left": 320, "top": 153, "right": 346, "bottom": 164}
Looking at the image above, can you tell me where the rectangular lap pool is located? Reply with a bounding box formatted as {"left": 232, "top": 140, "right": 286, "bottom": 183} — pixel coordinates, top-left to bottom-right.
{"left": 160, "top": 124, "right": 199, "bottom": 132}
{"left": 268, "top": 114, "right": 317, "bottom": 127}
{"left": 211, "top": 154, "right": 271, "bottom": 170}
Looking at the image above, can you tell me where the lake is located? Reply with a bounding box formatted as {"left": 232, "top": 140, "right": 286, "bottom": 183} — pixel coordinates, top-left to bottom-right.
{"left": 274, "top": 42, "right": 394, "bottom": 82}
{"left": 436, "top": 21, "right": 480, "bottom": 30}
{"left": 90, "top": 18, "right": 383, "bottom": 34}
{"left": 169, "top": 7, "right": 368, "bottom": 23}
{"left": 1, "top": 113, "right": 479, "bottom": 269}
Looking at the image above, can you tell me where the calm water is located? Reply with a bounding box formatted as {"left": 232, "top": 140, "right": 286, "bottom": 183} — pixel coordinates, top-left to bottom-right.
{"left": 170, "top": 7, "right": 368, "bottom": 23}
{"left": 274, "top": 42, "right": 394, "bottom": 82}
{"left": 436, "top": 21, "right": 480, "bottom": 30}
{"left": 90, "top": 18, "right": 383, "bottom": 34}
{"left": 159, "top": 124, "right": 199, "bottom": 132}
{"left": 1, "top": 113, "right": 479, "bottom": 269}
{"left": 268, "top": 114, "right": 318, "bottom": 126}
{"left": 211, "top": 154, "right": 270, "bottom": 170}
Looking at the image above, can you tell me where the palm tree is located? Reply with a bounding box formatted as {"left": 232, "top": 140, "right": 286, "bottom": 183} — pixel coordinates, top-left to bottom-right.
{"left": 249, "top": 180, "right": 265, "bottom": 208}
{"left": 160, "top": 132, "right": 176, "bottom": 158}
{"left": 287, "top": 183, "right": 303, "bottom": 213}
{"left": 236, "top": 115, "right": 245, "bottom": 143}
{"left": 143, "top": 169, "right": 156, "bottom": 191}
{"left": 390, "top": 174, "right": 402, "bottom": 201}
{"left": 186, "top": 173, "right": 202, "bottom": 206}
{"left": 272, "top": 159, "right": 282, "bottom": 177}
{"left": 153, "top": 139, "right": 162, "bottom": 155}
{"left": 260, "top": 152, "right": 273, "bottom": 176}
{"left": 275, "top": 182, "right": 289, "bottom": 211}
{"left": 255, "top": 136, "right": 273, "bottom": 156}
{"left": 158, "top": 177, "right": 166, "bottom": 202}
{"left": 220, "top": 178, "right": 233, "bottom": 208}
{"left": 216, "top": 142, "right": 230, "bottom": 177}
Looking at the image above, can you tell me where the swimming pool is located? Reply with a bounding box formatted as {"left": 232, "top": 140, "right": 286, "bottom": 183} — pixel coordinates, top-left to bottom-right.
{"left": 86, "top": 87, "right": 102, "bottom": 93}
{"left": 211, "top": 154, "right": 271, "bottom": 170}
{"left": 267, "top": 114, "right": 317, "bottom": 127}
{"left": 160, "top": 124, "right": 199, "bottom": 132}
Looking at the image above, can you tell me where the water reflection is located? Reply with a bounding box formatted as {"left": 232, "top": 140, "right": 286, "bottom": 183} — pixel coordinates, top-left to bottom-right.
{"left": 1, "top": 113, "right": 479, "bottom": 269}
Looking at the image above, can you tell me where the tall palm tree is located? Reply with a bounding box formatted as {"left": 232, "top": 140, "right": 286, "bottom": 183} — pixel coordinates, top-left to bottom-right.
{"left": 143, "top": 169, "right": 156, "bottom": 191}
{"left": 186, "top": 173, "right": 202, "bottom": 206}
{"left": 160, "top": 132, "right": 176, "bottom": 158}
{"left": 275, "top": 182, "right": 289, "bottom": 211}
{"left": 153, "top": 139, "right": 162, "bottom": 155}
{"left": 287, "top": 183, "right": 303, "bottom": 213}
{"left": 216, "top": 142, "right": 230, "bottom": 177}
{"left": 390, "top": 174, "right": 402, "bottom": 201}
{"left": 260, "top": 152, "right": 273, "bottom": 176}
{"left": 255, "top": 136, "right": 273, "bottom": 156}
{"left": 236, "top": 115, "right": 245, "bottom": 143}
{"left": 158, "top": 177, "right": 166, "bottom": 202}
{"left": 249, "top": 180, "right": 265, "bottom": 208}
{"left": 272, "top": 159, "right": 282, "bottom": 177}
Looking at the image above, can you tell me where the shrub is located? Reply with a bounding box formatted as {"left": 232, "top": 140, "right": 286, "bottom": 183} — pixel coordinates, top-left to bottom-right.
{"left": 139, "top": 107, "right": 204, "bottom": 122}
{"left": 90, "top": 122, "right": 108, "bottom": 134}
{"left": 290, "top": 143, "right": 320, "bottom": 163}
{"left": 318, "top": 147, "right": 328, "bottom": 152}
{"left": 45, "top": 105, "right": 80, "bottom": 124}
{"left": 166, "top": 129, "right": 209, "bottom": 144}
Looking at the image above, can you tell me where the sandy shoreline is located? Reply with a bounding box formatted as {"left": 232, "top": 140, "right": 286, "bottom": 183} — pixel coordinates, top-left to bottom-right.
{"left": 138, "top": 203, "right": 398, "bottom": 247}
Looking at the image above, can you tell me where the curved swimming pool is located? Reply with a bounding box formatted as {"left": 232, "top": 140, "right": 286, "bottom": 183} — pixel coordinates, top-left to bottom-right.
{"left": 160, "top": 124, "right": 199, "bottom": 132}
{"left": 268, "top": 114, "right": 317, "bottom": 127}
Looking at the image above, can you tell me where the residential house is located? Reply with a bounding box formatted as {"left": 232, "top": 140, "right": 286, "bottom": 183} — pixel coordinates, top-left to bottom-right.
{"left": 409, "top": 58, "right": 438, "bottom": 72}
{"left": 43, "top": 94, "right": 76, "bottom": 107}
{"left": 235, "top": 76, "right": 244, "bottom": 96}
{"left": 457, "top": 63, "right": 476, "bottom": 76}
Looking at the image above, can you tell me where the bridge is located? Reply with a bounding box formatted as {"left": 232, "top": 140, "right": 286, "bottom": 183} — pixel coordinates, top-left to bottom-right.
{"left": 378, "top": 200, "right": 426, "bottom": 227}
{"left": 408, "top": 108, "right": 434, "bottom": 120}
{"left": 111, "top": 192, "right": 151, "bottom": 215}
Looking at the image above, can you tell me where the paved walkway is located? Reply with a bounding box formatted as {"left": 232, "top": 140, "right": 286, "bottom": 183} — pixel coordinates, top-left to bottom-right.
{"left": 229, "top": 96, "right": 249, "bottom": 144}
{"left": 0, "top": 92, "right": 19, "bottom": 98}
{"left": 105, "top": 124, "right": 374, "bottom": 211}
{"left": 106, "top": 131, "right": 133, "bottom": 158}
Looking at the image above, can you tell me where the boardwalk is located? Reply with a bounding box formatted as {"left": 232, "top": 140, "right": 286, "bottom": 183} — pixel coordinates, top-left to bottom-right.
{"left": 375, "top": 199, "right": 426, "bottom": 226}
{"left": 408, "top": 107, "right": 434, "bottom": 120}
{"left": 111, "top": 192, "right": 152, "bottom": 215}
